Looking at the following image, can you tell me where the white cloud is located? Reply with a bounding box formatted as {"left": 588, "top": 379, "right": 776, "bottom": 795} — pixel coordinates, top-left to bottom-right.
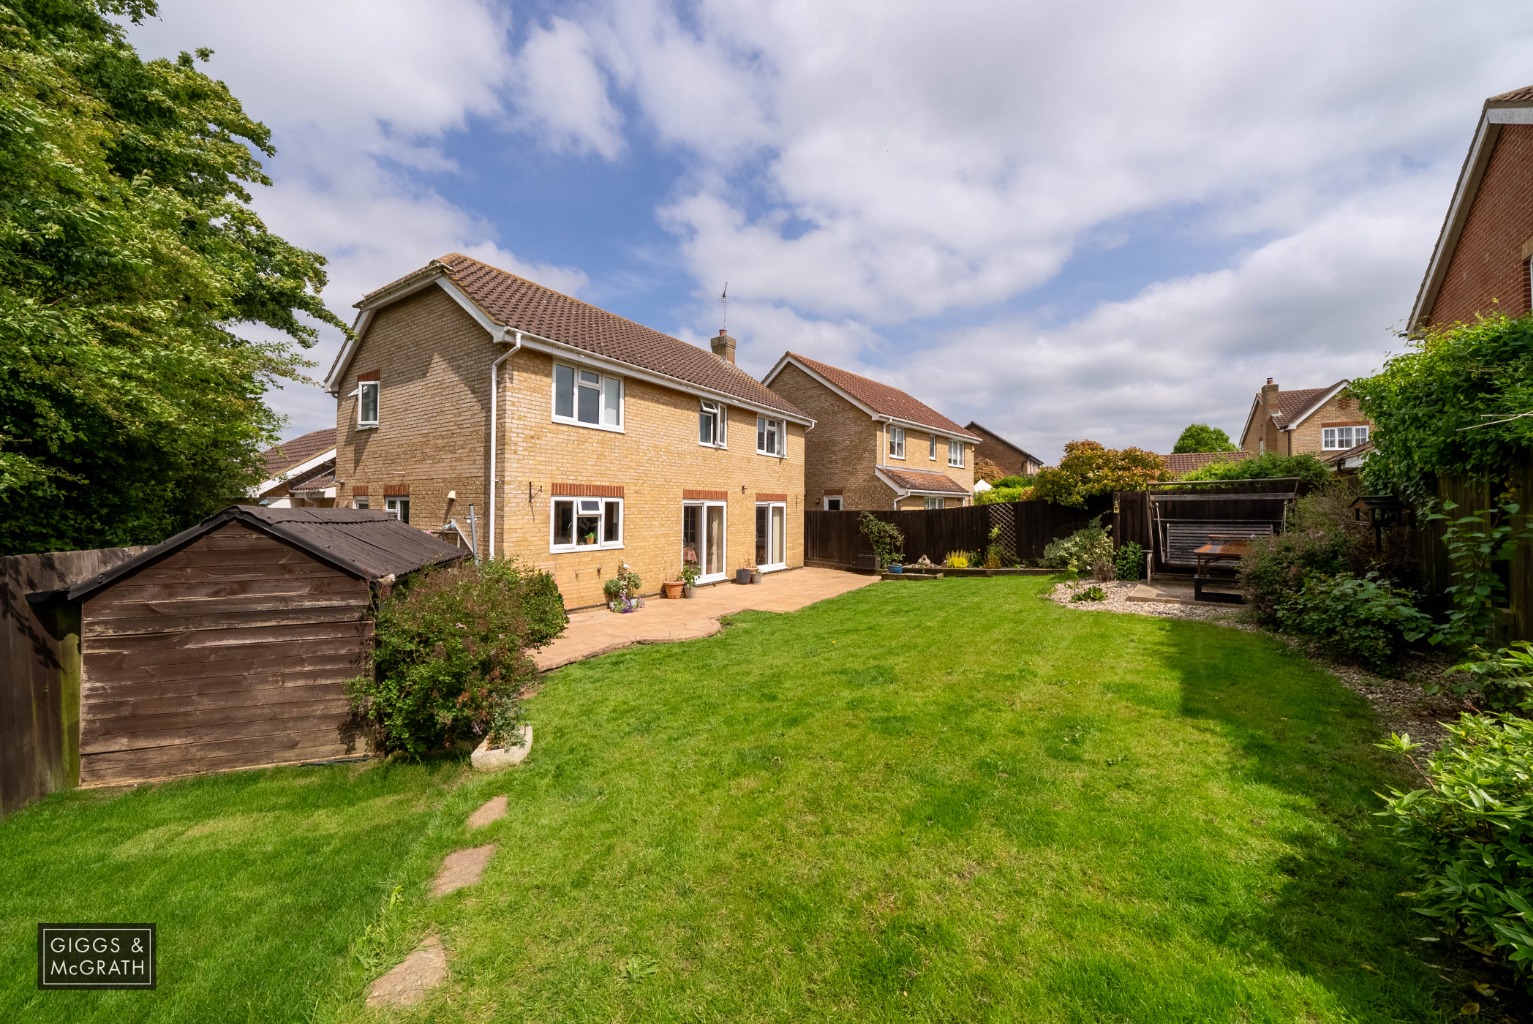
{"left": 510, "top": 17, "right": 626, "bottom": 159}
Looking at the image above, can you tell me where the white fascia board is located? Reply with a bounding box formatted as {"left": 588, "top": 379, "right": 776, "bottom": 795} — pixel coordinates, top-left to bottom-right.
{"left": 326, "top": 273, "right": 499, "bottom": 392}
{"left": 1282, "top": 380, "right": 1352, "bottom": 429}
{"left": 1238, "top": 394, "right": 1265, "bottom": 447}
{"left": 880, "top": 414, "right": 980, "bottom": 444}
{"left": 1409, "top": 110, "right": 1504, "bottom": 329}
{"left": 255, "top": 447, "right": 337, "bottom": 497}
{"left": 765, "top": 355, "right": 968, "bottom": 439}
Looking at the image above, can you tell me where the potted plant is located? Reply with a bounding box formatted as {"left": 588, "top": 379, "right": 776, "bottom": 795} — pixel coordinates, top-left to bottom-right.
{"left": 748, "top": 565, "right": 762, "bottom": 584}
{"left": 680, "top": 563, "right": 701, "bottom": 597}
{"left": 603, "top": 564, "right": 643, "bottom": 612}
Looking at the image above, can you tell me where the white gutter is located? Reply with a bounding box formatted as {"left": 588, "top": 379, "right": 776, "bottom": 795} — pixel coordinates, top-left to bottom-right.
{"left": 487, "top": 329, "right": 523, "bottom": 560}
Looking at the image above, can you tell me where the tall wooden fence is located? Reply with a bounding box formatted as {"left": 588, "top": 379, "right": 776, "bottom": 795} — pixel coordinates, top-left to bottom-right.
{"left": 805, "top": 497, "right": 1114, "bottom": 568}
{"left": 1, "top": 546, "right": 144, "bottom": 816}
{"left": 1416, "top": 459, "right": 1533, "bottom": 644}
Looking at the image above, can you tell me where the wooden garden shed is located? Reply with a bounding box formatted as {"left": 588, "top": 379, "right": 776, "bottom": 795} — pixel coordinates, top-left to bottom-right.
{"left": 60, "top": 506, "right": 468, "bottom": 788}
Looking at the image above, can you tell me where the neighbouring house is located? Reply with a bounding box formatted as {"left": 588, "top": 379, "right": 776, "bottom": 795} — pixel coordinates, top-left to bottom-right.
{"left": 1411, "top": 85, "right": 1533, "bottom": 330}
{"left": 55, "top": 506, "right": 468, "bottom": 788}
{"left": 1326, "top": 439, "right": 1375, "bottom": 474}
{"left": 762, "top": 353, "right": 978, "bottom": 511}
{"left": 1238, "top": 377, "right": 1372, "bottom": 459}
{"left": 323, "top": 254, "right": 813, "bottom": 608}
{"left": 1161, "top": 451, "right": 1244, "bottom": 478}
{"left": 252, "top": 427, "right": 337, "bottom": 507}
{"left": 965, "top": 422, "right": 1043, "bottom": 477}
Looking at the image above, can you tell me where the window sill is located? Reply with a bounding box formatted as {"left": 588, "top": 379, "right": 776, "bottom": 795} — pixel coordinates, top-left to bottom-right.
{"left": 755, "top": 450, "right": 786, "bottom": 459}
{"left": 699, "top": 442, "right": 729, "bottom": 450}
{"left": 357, "top": 423, "right": 379, "bottom": 431}
{"left": 552, "top": 417, "right": 625, "bottom": 434}
{"left": 550, "top": 543, "right": 625, "bottom": 554}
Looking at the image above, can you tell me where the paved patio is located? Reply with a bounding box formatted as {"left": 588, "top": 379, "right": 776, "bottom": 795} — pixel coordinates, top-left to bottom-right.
{"left": 535, "top": 567, "right": 878, "bottom": 670}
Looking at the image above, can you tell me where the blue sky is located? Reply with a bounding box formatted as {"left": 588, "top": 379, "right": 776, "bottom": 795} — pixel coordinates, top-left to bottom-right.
{"left": 130, "top": 1, "right": 1533, "bottom": 462}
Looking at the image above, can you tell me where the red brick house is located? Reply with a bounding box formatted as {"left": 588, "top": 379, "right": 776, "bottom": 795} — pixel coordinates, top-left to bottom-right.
{"left": 965, "top": 422, "right": 1043, "bottom": 477}
{"left": 1411, "top": 85, "right": 1533, "bottom": 329}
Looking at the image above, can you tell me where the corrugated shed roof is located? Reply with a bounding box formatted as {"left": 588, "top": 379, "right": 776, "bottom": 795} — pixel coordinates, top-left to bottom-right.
{"left": 881, "top": 467, "right": 971, "bottom": 494}
{"left": 68, "top": 506, "right": 468, "bottom": 600}
{"left": 260, "top": 428, "right": 336, "bottom": 478}
{"left": 783, "top": 353, "right": 979, "bottom": 439}
{"left": 367, "top": 254, "right": 806, "bottom": 418}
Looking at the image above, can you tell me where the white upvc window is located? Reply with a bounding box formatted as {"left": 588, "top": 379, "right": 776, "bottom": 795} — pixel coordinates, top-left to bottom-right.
{"left": 929, "top": 434, "right": 937, "bottom": 460}
{"left": 924, "top": 496, "right": 946, "bottom": 510}
{"left": 384, "top": 496, "right": 409, "bottom": 523}
{"left": 699, "top": 400, "right": 727, "bottom": 447}
{"left": 553, "top": 363, "right": 623, "bottom": 430}
{"left": 353, "top": 496, "right": 369, "bottom": 510}
{"left": 756, "top": 415, "right": 784, "bottom": 456}
{"left": 823, "top": 495, "right": 843, "bottom": 511}
{"left": 357, "top": 380, "right": 379, "bottom": 427}
{"left": 551, "top": 496, "right": 623, "bottom": 551}
{"left": 948, "top": 440, "right": 965, "bottom": 468}
{"left": 888, "top": 425, "right": 906, "bottom": 460}
{"left": 1321, "top": 425, "right": 1370, "bottom": 450}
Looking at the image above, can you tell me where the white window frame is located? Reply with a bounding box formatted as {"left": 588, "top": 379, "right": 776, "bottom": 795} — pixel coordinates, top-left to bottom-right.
{"left": 929, "top": 434, "right": 937, "bottom": 460}
{"left": 924, "top": 496, "right": 946, "bottom": 510}
{"left": 1321, "top": 425, "right": 1369, "bottom": 451}
{"left": 353, "top": 496, "right": 369, "bottom": 510}
{"left": 552, "top": 363, "right": 624, "bottom": 432}
{"left": 699, "top": 400, "right": 727, "bottom": 448}
{"left": 357, "top": 380, "right": 379, "bottom": 428}
{"left": 756, "top": 415, "right": 785, "bottom": 457}
{"left": 823, "top": 495, "right": 843, "bottom": 511}
{"left": 384, "top": 496, "right": 409, "bottom": 523}
{"left": 754, "top": 501, "right": 788, "bottom": 571}
{"left": 888, "top": 425, "right": 906, "bottom": 460}
{"left": 550, "top": 496, "right": 624, "bottom": 552}
{"left": 948, "top": 439, "right": 965, "bottom": 468}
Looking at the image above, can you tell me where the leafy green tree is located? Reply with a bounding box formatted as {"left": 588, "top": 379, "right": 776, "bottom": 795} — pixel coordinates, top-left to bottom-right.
{"left": 1031, "top": 440, "right": 1168, "bottom": 508}
{"left": 1171, "top": 423, "right": 1237, "bottom": 453}
{"left": 1181, "top": 451, "right": 1332, "bottom": 487}
{"left": 0, "top": 0, "right": 344, "bottom": 554}
{"left": 1350, "top": 315, "right": 1533, "bottom": 502}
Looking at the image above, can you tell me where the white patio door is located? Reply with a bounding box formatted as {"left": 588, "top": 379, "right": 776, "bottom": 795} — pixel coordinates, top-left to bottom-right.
{"left": 683, "top": 501, "right": 727, "bottom": 582}
{"left": 755, "top": 502, "right": 786, "bottom": 570}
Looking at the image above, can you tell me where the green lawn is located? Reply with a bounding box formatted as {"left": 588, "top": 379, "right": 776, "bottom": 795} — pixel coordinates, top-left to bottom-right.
{"left": 3, "top": 577, "right": 1459, "bottom": 1021}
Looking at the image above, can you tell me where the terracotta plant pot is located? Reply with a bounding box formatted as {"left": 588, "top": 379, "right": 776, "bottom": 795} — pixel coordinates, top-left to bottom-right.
{"left": 661, "top": 580, "right": 684, "bottom": 599}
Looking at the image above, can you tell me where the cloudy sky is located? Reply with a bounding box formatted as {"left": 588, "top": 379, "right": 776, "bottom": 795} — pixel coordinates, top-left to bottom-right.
{"left": 130, "top": 1, "right": 1533, "bottom": 462}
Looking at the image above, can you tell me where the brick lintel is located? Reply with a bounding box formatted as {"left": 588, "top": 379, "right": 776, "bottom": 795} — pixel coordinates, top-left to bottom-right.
{"left": 551, "top": 483, "right": 625, "bottom": 498}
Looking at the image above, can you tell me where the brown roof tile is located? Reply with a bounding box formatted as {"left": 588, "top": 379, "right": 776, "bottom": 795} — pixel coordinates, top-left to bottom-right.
{"left": 369, "top": 255, "right": 806, "bottom": 418}
{"left": 289, "top": 472, "right": 336, "bottom": 492}
{"left": 1267, "top": 383, "right": 1345, "bottom": 427}
{"left": 1489, "top": 85, "right": 1533, "bottom": 104}
{"left": 1162, "top": 451, "right": 1243, "bottom": 476}
{"left": 783, "top": 353, "right": 979, "bottom": 439}
{"left": 880, "top": 467, "right": 970, "bottom": 494}
{"left": 261, "top": 428, "right": 336, "bottom": 479}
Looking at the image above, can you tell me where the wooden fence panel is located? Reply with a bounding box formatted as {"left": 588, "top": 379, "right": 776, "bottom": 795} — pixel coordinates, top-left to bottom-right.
{"left": 1, "top": 546, "right": 144, "bottom": 817}
{"left": 1419, "top": 460, "right": 1533, "bottom": 644}
{"left": 1113, "top": 491, "right": 1151, "bottom": 549}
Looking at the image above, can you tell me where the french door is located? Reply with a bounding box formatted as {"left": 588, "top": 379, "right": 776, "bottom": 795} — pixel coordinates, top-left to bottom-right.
{"left": 682, "top": 501, "right": 727, "bottom": 583}
{"left": 755, "top": 502, "right": 786, "bottom": 571}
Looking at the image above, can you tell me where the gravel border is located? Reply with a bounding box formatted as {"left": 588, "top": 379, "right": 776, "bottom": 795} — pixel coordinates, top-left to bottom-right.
{"left": 1049, "top": 579, "right": 1463, "bottom": 753}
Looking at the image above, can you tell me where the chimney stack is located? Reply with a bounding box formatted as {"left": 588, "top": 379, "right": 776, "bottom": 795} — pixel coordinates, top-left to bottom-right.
{"left": 1261, "top": 377, "right": 1279, "bottom": 413}
{"left": 711, "top": 329, "right": 736, "bottom": 365}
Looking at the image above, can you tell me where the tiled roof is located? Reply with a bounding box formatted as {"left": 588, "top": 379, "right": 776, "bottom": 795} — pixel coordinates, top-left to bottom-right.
{"left": 289, "top": 472, "right": 336, "bottom": 492}
{"left": 261, "top": 428, "right": 336, "bottom": 479}
{"left": 783, "top": 353, "right": 979, "bottom": 439}
{"left": 966, "top": 421, "right": 1041, "bottom": 464}
{"left": 368, "top": 254, "right": 806, "bottom": 418}
{"left": 1162, "top": 451, "right": 1244, "bottom": 476}
{"left": 1325, "top": 440, "right": 1375, "bottom": 465}
{"left": 880, "top": 467, "right": 970, "bottom": 494}
{"left": 1489, "top": 85, "right": 1533, "bottom": 104}
{"left": 1269, "top": 383, "right": 1344, "bottom": 427}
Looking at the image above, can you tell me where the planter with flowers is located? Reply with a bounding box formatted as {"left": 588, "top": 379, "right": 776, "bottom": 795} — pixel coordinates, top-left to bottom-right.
{"left": 603, "top": 564, "right": 644, "bottom": 613}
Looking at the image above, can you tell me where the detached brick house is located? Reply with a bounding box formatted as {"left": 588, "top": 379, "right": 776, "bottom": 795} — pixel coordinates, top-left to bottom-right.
{"left": 323, "top": 254, "right": 812, "bottom": 608}
{"left": 762, "top": 353, "right": 977, "bottom": 510}
{"left": 251, "top": 427, "right": 336, "bottom": 508}
{"left": 1411, "top": 85, "right": 1533, "bottom": 329}
{"left": 1238, "top": 377, "right": 1371, "bottom": 459}
{"left": 965, "top": 422, "right": 1043, "bottom": 476}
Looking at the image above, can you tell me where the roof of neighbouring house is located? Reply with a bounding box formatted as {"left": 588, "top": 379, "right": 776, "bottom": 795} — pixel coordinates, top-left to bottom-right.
{"left": 1269, "top": 384, "right": 1345, "bottom": 427}
{"left": 338, "top": 254, "right": 806, "bottom": 419}
{"left": 1162, "top": 451, "right": 1245, "bottom": 476}
{"left": 1324, "top": 439, "right": 1376, "bottom": 466}
{"left": 878, "top": 467, "right": 971, "bottom": 495}
{"left": 259, "top": 427, "right": 336, "bottom": 480}
{"left": 289, "top": 472, "right": 336, "bottom": 493}
{"left": 965, "top": 421, "right": 1042, "bottom": 464}
{"left": 766, "top": 353, "right": 979, "bottom": 440}
{"left": 67, "top": 506, "right": 469, "bottom": 601}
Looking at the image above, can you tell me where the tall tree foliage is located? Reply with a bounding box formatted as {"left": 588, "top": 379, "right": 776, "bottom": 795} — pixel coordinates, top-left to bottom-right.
{"left": 0, "top": 0, "right": 344, "bottom": 553}
{"left": 1171, "top": 422, "right": 1237, "bottom": 453}
{"left": 1350, "top": 316, "right": 1533, "bottom": 502}
{"left": 1031, "top": 440, "right": 1168, "bottom": 508}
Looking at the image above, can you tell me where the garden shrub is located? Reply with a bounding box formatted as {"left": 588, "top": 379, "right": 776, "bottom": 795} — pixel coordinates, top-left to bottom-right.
{"left": 1274, "top": 571, "right": 1431, "bottom": 671}
{"left": 943, "top": 551, "right": 973, "bottom": 568}
{"left": 1071, "top": 584, "right": 1107, "bottom": 602}
{"left": 975, "top": 485, "right": 1031, "bottom": 505}
{"left": 1114, "top": 541, "right": 1144, "bottom": 581}
{"left": 1180, "top": 450, "right": 1332, "bottom": 487}
{"left": 858, "top": 512, "right": 904, "bottom": 568}
{"left": 1379, "top": 716, "right": 1533, "bottom": 985}
{"left": 1445, "top": 641, "right": 1533, "bottom": 711}
{"left": 992, "top": 474, "right": 1032, "bottom": 489}
{"left": 1041, "top": 519, "right": 1113, "bottom": 575}
{"left": 346, "top": 559, "right": 566, "bottom": 757}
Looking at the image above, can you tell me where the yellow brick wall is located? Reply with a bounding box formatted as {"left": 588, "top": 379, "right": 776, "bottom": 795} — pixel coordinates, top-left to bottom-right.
{"left": 334, "top": 284, "right": 806, "bottom": 608}
{"left": 1285, "top": 392, "right": 1371, "bottom": 457}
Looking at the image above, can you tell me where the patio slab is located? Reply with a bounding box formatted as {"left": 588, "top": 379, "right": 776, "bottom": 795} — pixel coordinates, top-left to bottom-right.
{"left": 535, "top": 567, "right": 877, "bottom": 671}
{"left": 1127, "top": 581, "right": 1198, "bottom": 605}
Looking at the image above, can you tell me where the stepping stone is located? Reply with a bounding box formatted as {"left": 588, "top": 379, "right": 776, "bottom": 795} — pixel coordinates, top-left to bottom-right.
{"left": 431, "top": 843, "right": 497, "bottom": 898}
{"left": 365, "top": 935, "right": 447, "bottom": 1009}
{"left": 467, "top": 795, "right": 507, "bottom": 830}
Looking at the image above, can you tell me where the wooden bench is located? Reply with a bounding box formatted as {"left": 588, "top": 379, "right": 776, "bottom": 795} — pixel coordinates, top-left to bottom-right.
{"left": 1159, "top": 521, "right": 1277, "bottom": 570}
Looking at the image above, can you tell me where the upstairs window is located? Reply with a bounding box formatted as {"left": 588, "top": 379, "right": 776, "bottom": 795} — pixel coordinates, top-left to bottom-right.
{"left": 888, "top": 426, "right": 906, "bottom": 460}
{"left": 756, "top": 415, "right": 784, "bottom": 456}
{"left": 357, "top": 380, "right": 379, "bottom": 427}
{"left": 554, "top": 364, "right": 622, "bottom": 429}
{"left": 948, "top": 440, "right": 965, "bottom": 468}
{"left": 551, "top": 496, "right": 623, "bottom": 550}
{"left": 699, "top": 400, "right": 726, "bottom": 447}
{"left": 1322, "top": 425, "right": 1369, "bottom": 450}
{"left": 929, "top": 434, "right": 937, "bottom": 460}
